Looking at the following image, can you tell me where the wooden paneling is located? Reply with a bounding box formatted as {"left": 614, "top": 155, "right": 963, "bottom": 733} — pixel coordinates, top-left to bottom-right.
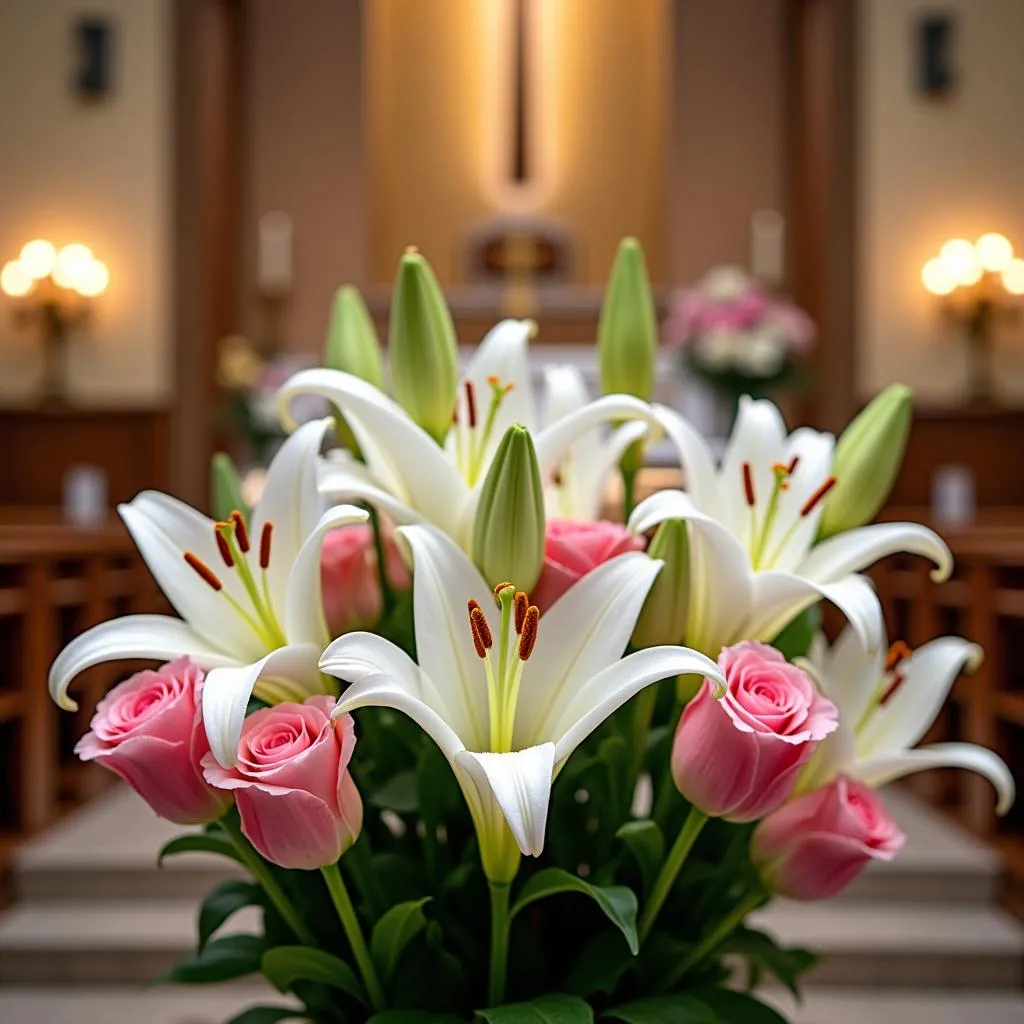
{"left": 0, "top": 408, "right": 170, "bottom": 507}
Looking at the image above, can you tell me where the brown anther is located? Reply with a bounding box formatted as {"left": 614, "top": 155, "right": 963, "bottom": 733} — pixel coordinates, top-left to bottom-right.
{"left": 885, "top": 640, "right": 912, "bottom": 673}
{"left": 259, "top": 522, "right": 273, "bottom": 570}
{"left": 514, "top": 591, "right": 529, "bottom": 633}
{"left": 518, "top": 605, "right": 540, "bottom": 661}
{"left": 214, "top": 526, "right": 235, "bottom": 568}
{"left": 468, "top": 600, "right": 493, "bottom": 657}
{"left": 493, "top": 581, "right": 514, "bottom": 602}
{"left": 230, "top": 511, "right": 250, "bottom": 553}
{"left": 464, "top": 379, "right": 477, "bottom": 428}
{"left": 551, "top": 469, "right": 564, "bottom": 487}
{"left": 787, "top": 455, "right": 800, "bottom": 474}
{"left": 780, "top": 481, "right": 791, "bottom": 491}
{"left": 742, "top": 462, "right": 756, "bottom": 506}
{"left": 799, "top": 476, "right": 837, "bottom": 517}
{"left": 184, "top": 552, "right": 223, "bottom": 591}
{"left": 879, "top": 671, "right": 906, "bottom": 707}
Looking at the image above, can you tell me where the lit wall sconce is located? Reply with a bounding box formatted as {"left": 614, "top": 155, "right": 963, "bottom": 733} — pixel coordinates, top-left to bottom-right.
{"left": 0, "top": 239, "right": 109, "bottom": 404}
{"left": 921, "top": 232, "right": 1023, "bottom": 404}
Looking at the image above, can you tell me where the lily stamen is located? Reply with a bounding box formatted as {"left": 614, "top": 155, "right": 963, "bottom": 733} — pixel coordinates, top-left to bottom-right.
{"left": 468, "top": 599, "right": 494, "bottom": 657}
{"left": 231, "top": 510, "right": 250, "bottom": 553}
{"left": 184, "top": 552, "right": 222, "bottom": 591}
{"left": 214, "top": 528, "right": 235, "bottom": 568}
{"left": 464, "top": 380, "right": 478, "bottom": 429}
{"left": 886, "top": 639, "right": 912, "bottom": 672}
{"left": 742, "top": 463, "right": 756, "bottom": 506}
{"left": 514, "top": 591, "right": 528, "bottom": 634}
{"left": 518, "top": 606, "right": 540, "bottom": 660}
{"left": 879, "top": 670, "right": 906, "bottom": 707}
{"left": 800, "top": 476, "right": 838, "bottom": 517}
{"left": 260, "top": 522, "right": 274, "bottom": 570}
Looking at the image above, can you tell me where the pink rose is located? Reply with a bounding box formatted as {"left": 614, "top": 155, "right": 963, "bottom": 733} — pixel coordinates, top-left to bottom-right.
{"left": 203, "top": 696, "right": 362, "bottom": 870}
{"left": 531, "top": 519, "right": 644, "bottom": 611}
{"left": 320, "top": 524, "right": 410, "bottom": 636}
{"left": 751, "top": 775, "right": 905, "bottom": 899}
{"left": 671, "top": 641, "right": 838, "bottom": 822}
{"left": 75, "top": 658, "right": 230, "bottom": 825}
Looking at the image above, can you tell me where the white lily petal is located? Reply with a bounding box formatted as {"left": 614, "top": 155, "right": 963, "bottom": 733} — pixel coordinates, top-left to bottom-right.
{"left": 455, "top": 744, "right": 556, "bottom": 857}
{"left": 542, "top": 364, "right": 590, "bottom": 424}
{"left": 858, "top": 638, "right": 983, "bottom": 758}
{"left": 278, "top": 368, "right": 469, "bottom": 538}
{"left": 515, "top": 551, "right": 663, "bottom": 743}
{"left": 395, "top": 524, "right": 494, "bottom": 749}
{"left": 798, "top": 522, "right": 953, "bottom": 584}
{"left": 748, "top": 572, "right": 884, "bottom": 654}
{"left": 204, "top": 644, "right": 323, "bottom": 767}
{"left": 550, "top": 646, "right": 724, "bottom": 763}
{"left": 818, "top": 624, "right": 886, "bottom": 727}
{"left": 318, "top": 455, "right": 426, "bottom": 529}
{"left": 463, "top": 319, "right": 536, "bottom": 448}
{"left": 650, "top": 404, "right": 721, "bottom": 517}
{"left": 119, "top": 499, "right": 265, "bottom": 659}
{"left": 49, "top": 615, "right": 239, "bottom": 711}
{"left": 571, "top": 420, "right": 649, "bottom": 522}
{"left": 251, "top": 418, "right": 332, "bottom": 618}
{"left": 856, "top": 743, "right": 1015, "bottom": 815}
{"left": 284, "top": 505, "right": 370, "bottom": 647}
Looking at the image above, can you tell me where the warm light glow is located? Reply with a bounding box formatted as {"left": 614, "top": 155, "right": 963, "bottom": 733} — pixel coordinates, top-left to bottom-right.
{"left": 1002, "top": 257, "right": 1024, "bottom": 296}
{"left": 976, "top": 232, "right": 1014, "bottom": 272}
{"left": 19, "top": 239, "right": 56, "bottom": 279}
{"left": 52, "top": 244, "right": 94, "bottom": 289}
{"left": 939, "top": 238, "right": 981, "bottom": 285}
{"left": 74, "top": 259, "right": 109, "bottom": 297}
{"left": 0, "top": 260, "right": 33, "bottom": 297}
{"left": 922, "top": 257, "right": 956, "bottom": 296}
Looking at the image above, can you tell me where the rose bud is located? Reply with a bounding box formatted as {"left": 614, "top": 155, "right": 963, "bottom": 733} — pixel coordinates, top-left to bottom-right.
{"left": 75, "top": 657, "right": 230, "bottom": 825}
{"left": 530, "top": 518, "right": 644, "bottom": 612}
{"left": 671, "top": 641, "right": 838, "bottom": 822}
{"left": 751, "top": 775, "right": 905, "bottom": 900}
{"left": 321, "top": 523, "right": 410, "bottom": 636}
{"left": 203, "top": 696, "right": 363, "bottom": 870}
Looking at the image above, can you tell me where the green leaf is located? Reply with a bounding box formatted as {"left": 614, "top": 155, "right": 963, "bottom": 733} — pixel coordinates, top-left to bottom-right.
{"left": 511, "top": 867, "right": 640, "bottom": 955}
{"left": 604, "top": 996, "right": 715, "bottom": 1024}
{"left": 198, "top": 880, "right": 261, "bottom": 951}
{"left": 158, "top": 933, "right": 264, "bottom": 984}
{"left": 564, "top": 930, "right": 635, "bottom": 998}
{"left": 368, "top": 1014, "right": 466, "bottom": 1024}
{"left": 371, "top": 897, "right": 432, "bottom": 981}
{"left": 369, "top": 770, "right": 420, "bottom": 813}
{"left": 770, "top": 605, "right": 821, "bottom": 662}
{"left": 616, "top": 820, "right": 665, "bottom": 894}
{"left": 223, "top": 1008, "right": 309, "bottom": 1024}
{"left": 689, "top": 988, "right": 788, "bottom": 1024}
{"left": 158, "top": 833, "right": 244, "bottom": 868}
{"left": 210, "top": 451, "right": 249, "bottom": 523}
{"left": 720, "top": 927, "right": 818, "bottom": 997}
{"left": 261, "top": 945, "right": 368, "bottom": 1006}
{"left": 478, "top": 994, "right": 594, "bottom": 1024}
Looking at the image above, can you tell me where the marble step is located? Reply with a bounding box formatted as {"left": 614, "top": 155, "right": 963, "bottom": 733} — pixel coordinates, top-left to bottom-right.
{"left": 752, "top": 901, "right": 1024, "bottom": 989}
{"left": 763, "top": 988, "right": 1024, "bottom": 1024}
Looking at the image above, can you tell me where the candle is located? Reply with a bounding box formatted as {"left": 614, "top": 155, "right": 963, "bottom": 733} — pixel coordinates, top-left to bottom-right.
{"left": 751, "top": 209, "right": 785, "bottom": 286}
{"left": 258, "top": 211, "right": 293, "bottom": 293}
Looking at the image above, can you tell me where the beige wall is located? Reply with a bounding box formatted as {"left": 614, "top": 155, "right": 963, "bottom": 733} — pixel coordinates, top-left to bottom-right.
{"left": 0, "top": 0, "right": 171, "bottom": 405}
{"left": 859, "top": 0, "right": 1024, "bottom": 403}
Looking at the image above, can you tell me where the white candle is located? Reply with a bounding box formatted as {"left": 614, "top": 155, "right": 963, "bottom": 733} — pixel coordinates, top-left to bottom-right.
{"left": 258, "top": 211, "right": 293, "bottom": 292}
{"left": 750, "top": 209, "right": 785, "bottom": 285}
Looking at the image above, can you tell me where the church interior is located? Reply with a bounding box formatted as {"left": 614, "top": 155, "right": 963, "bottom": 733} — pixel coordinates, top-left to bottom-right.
{"left": 1, "top": 1, "right": 1024, "bottom": 1021}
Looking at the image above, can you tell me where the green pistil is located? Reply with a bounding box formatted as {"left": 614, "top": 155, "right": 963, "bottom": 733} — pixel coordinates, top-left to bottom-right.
{"left": 751, "top": 464, "right": 789, "bottom": 570}
{"left": 217, "top": 523, "right": 286, "bottom": 647}
{"left": 467, "top": 380, "right": 511, "bottom": 485}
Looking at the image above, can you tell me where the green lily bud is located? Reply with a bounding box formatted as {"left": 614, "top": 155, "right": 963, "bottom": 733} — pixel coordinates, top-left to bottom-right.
{"left": 632, "top": 519, "right": 690, "bottom": 648}
{"left": 389, "top": 249, "right": 459, "bottom": 443}
{"left": 471, "top": 424, "right": 545, "bottom": 593}
{"left": 210, "top": 451, "right": 248, "bottom": 524}
{"left": 598, "top": 237, "right": 657, "bottom": 400}
{"left": 818, "top": 384, "right": 914, "bottom": 538}
{"left": 325, "top": 285, "right": 384, "bottom": 390}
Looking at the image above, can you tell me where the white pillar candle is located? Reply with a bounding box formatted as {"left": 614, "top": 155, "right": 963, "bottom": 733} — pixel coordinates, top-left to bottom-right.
{"left": 258, "top": 211, "right": 293, "bottom": 292}
{"left": 751, "top": 209, "right": 785, "bottom": 285}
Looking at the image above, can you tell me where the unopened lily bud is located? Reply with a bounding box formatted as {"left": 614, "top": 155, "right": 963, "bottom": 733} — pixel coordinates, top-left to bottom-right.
{"left": 210, "top": 452, "right": 248, "bottom": 524}
{"left": 325, "top": 285, "right": 385, "bottom": 390}
{"left": 598, "top": 237, "right": 657, "bottom": 400}
{"left": 819, "top": 384, "right": 913, "bottom": 538}
{"left": 632, "top": 519, "right": 690, "bottom": 648}
{"left": 471, "top": 424, "right": 545, "bottom": 594}
{"left": 389, "top": 250, "right": 459, "bottom": 443}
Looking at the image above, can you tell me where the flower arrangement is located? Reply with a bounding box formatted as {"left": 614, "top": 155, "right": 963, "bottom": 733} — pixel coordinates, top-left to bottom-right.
{"left": 49, "top": 239, "right": 1013, "bottom": 1024}
{"left": 663, "top": 266, "right": 816, "bottom": 419}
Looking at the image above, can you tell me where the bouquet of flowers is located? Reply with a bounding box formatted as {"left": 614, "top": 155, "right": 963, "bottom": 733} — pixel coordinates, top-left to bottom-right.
{"left": 663, "top": 266, "right": 816, "bottom": 418}
{"left": 49, "top": 239, "right": 1013, "bottom": 1024}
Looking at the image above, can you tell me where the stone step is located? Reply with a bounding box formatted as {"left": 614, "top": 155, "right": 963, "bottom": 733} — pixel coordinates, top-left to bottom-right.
{"left": 752, "top": 901, "right": 1024, "bottom": 989}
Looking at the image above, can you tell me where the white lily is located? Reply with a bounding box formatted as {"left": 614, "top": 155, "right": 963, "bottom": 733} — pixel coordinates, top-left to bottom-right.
{"left": 319, "top": 523, "right": 723, "bottom": 883}
{"left": 800, "top": 626, "right": 1014, "bottom": 814}
{"left": 541, "top": 363, "right": 647, "bottom": 521}
{"left": 628, "top": 396, "right": 952, "bottom": 657}
{"left": 278, "top": 319, "right": 656, "bottom": 551}
{"left": 48, "top": 419, "right": 369, "bottom": 767}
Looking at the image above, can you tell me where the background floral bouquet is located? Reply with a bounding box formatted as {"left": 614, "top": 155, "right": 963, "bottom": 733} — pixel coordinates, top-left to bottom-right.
{"left": 48, "top": 240, "right": 1013, "bottom": 1024}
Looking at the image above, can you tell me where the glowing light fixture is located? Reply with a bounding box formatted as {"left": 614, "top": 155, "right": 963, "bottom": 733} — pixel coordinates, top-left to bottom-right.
{"left": 1002, "top": 257, "right": 1024, "bottom": 296}
{"left": 53, "top": 243, "right": 96, "bottom": 291}
{"left": 921, "top": 257, "right": 956, "bottom": 296}
{"left": 938, "top": 238, "right": 980, "bottom": 285}
{"left": 19, "top": 239, "right": 57, "bottom": 280}
{"left": 976, "top": 232, "right": 1014, "bottom": 272}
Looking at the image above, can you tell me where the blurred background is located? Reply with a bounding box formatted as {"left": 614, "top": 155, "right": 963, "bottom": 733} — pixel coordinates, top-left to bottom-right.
{"left": 1, "top": 1, "right": 1024, "bottom": 1021}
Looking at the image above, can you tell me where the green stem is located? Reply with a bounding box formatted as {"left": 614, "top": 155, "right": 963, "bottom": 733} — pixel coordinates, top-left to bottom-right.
{"left": 660, "top": 886, "right": 767, "bottom": 991}
{"left": 638, "top": 806, "right": 708, "bottom": 942}
{"left": 487, "top": 881, "right": 512, "bottom": 1006}
{"left": 219, "top": 818, "right": 314, "bottom": 946}
{"left": 629, "top": 685, "right": 659, "bottom": 792}
{"left": 368, "top": 506, "right": 396, "bottom": 615}
{"left": 621, "top": 465, "right": 638, "bottom": 522}
{"left": 321, "top": 862, "right": 386, "bottom": 1011}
